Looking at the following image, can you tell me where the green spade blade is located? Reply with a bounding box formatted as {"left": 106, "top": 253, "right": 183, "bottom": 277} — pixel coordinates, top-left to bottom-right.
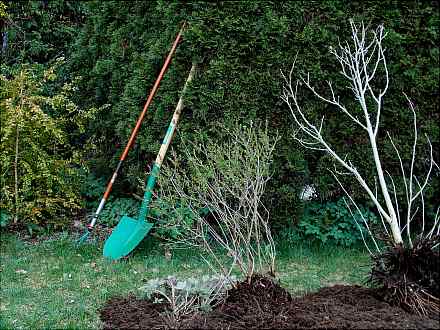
{"left": 103, "top": 215, "right": 153, "bottom": 260}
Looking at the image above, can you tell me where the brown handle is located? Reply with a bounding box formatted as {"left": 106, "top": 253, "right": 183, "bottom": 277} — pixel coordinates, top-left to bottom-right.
{"left": 120, "top": 23, "right": 186, "bottom": 160}
{"left": 87, "top": 23, "right": 186, "bottom": 229}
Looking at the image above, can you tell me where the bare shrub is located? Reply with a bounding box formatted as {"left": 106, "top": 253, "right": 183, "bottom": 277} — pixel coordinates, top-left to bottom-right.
{"left": 157, "top": 122, "right": 279, "bottom": 283}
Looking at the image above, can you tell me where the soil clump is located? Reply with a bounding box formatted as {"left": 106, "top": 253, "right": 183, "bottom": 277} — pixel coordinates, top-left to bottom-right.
{"left": 100, "top": 275, "right": 439, "bottom": 329}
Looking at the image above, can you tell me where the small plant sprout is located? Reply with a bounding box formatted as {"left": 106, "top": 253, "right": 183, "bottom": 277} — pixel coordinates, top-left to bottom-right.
{"left": 139, "top": 275, "right": 237, "bottom": 325}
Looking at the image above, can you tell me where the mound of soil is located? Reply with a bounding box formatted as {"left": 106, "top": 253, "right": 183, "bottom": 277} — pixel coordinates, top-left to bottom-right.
{"left": 100, "top": 294, "right": 169, "bottom": 329}
{"left": 100, "top": 276, "right": 439, "bottom": 329}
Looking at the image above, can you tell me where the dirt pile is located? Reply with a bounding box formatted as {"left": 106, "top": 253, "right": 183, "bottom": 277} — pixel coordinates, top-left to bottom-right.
{"left": 100, "top": 276, "right": 440, "bottom": 329}
{"left": 185, "top": 274, "right": 292, "bottom": 329}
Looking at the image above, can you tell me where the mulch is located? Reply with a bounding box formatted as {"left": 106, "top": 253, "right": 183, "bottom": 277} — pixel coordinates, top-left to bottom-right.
{"left": 99, "top": 275, "right": 439, "bottom": 329}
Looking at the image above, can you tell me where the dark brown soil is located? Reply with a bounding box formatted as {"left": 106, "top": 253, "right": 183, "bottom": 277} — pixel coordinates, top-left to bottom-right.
{"left": 99, "top": 276, "right": 440, "bottom": 329}
{"left": 100, "top": 294, "right": 170, "bottom": 329}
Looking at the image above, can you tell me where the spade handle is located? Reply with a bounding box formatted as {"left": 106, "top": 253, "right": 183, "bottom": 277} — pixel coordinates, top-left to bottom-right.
{"left": 138, "top": 64, "right": 197, "bottom": 222}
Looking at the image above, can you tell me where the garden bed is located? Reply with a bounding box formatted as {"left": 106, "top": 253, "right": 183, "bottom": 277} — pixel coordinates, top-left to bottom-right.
{"left": 99, "top": 275, "right": 439, "bottom": 329}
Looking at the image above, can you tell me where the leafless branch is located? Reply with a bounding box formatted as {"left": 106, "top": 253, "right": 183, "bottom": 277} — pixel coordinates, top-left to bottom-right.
{"left": 281, "top": 19, "right": 439, "bottom": 251}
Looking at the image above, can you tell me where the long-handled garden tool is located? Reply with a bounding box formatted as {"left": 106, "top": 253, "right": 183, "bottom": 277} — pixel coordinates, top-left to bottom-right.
{"left": 78, "top": 23, "right": 186, "bottom": 244}
{"left": 103, "top": 64, "right": 196, "bottom": 260}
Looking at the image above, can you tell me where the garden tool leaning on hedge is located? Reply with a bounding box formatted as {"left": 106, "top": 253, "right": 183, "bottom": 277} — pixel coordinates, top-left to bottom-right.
{"left": 103, "top": 64, "right": 196, "bottom": 260}
{"left": 77, "top": 23, "right": 185, "bottom": 244}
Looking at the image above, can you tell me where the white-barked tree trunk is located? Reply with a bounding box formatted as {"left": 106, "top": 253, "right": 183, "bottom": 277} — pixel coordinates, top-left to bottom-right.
{"left": 281, "top": 20, "right": 438, "bottom": 252}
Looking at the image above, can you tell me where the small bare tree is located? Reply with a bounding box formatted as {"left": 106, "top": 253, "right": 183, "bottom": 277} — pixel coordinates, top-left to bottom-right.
{"left": 281, "top": 20, "right": 438, "bottom": 252}
{"left": 281, "top": 20, "right": 439, "bottom": 314}
{"left": 157, "top": 122, "right": 278, "bottom": 283}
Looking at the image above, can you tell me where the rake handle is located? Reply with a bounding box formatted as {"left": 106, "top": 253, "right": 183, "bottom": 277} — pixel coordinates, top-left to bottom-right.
{"left": 138, "top": 64, "right": 197, "bottom": 222}
{"left": 87, "top": 23, "right": 186, "bottom": 230}
{"left": 120, "top": 23, "right": 186, "bottom": 162}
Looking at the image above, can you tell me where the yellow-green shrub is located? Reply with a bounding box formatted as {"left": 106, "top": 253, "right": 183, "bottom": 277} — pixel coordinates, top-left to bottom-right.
{"left": 0, "top": 63, "right": 95, "bottom": 230}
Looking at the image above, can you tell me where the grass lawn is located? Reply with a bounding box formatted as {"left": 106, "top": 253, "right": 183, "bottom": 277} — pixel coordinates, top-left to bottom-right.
{"left": 0, "top": 233, "right": 370, "bottom": 329}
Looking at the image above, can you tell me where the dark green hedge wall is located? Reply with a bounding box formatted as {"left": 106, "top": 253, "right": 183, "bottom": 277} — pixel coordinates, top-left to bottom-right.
{"left": 1, "top": 0, "right": 85, "bottom": 65}
{"left": 7, "top": 1, "right": 437, "bottom": 230}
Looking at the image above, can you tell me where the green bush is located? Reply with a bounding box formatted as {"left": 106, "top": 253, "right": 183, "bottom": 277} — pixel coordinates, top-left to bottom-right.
{"left": 97, "top": 198, "right": 139, "bottom": 227}
{"left": 279, "top": 198, "right": 378, "bottom": 247}
{"left": 151, "top": 199, "right": 206, "bottom": 241}
{"left": 4, "top": 1, "right": 438, "bottom": 234}
{"left": 2, "top": 0, "right": 86, "bottom": 65}
{"left": 65, "top": 1, "right": 438, "bottom": 233}
{"left": 0, "top": 64, "right": 91, "bottom": 229}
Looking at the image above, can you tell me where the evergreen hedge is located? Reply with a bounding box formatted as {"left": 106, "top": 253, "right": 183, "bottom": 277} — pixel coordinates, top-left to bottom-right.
{"left": 4, "top": 1, "right": 439, "bottom": 230}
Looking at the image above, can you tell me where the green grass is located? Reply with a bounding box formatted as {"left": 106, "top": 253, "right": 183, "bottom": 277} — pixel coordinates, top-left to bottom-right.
{"left": 276, "top": 240, "right": 370, "bottom": 294}
{"left": 0, "top": 233, "right": 370, "bottom": 329}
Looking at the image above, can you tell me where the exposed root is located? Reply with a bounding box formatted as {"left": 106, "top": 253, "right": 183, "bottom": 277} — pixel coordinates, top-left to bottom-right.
{"left": 369, "top": 236, "right": 440, "bottom": 315}
{"left": 390, "top": 277, "right": 440, "bottom": 316}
